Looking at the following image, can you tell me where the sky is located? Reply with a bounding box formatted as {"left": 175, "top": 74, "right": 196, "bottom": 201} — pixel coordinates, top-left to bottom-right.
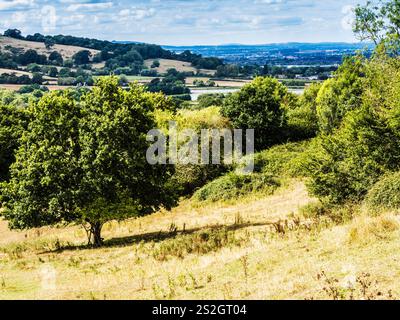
{"left": 0, "top": 0, "right": 367, "bottom": 45}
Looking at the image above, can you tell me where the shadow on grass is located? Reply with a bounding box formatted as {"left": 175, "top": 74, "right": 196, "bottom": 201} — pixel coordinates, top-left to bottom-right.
{"left": 43, "top": 221, "right": 273, "bottom": 253}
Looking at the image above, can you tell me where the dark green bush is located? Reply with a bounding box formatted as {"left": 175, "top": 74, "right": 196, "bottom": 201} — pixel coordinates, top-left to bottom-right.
{"left": 221, "top": 77, "right": 288, "bottom": 151}
{"left": 305, "top": 105, "right": 400, "bottom": 204}
{"left": 194, "top": 172, "right": 280, "bottom": 202}
{"left": 366, "top": 172, "right": 400, "bottom": 210}
{"left": 172, "top": 163, "right": 227, "bottom": 197}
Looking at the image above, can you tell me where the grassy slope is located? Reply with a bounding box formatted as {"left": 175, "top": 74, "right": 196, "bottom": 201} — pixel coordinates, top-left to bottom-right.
{"left": 0, "top": 36, "right": 100, "bottom": 60}
{"left": 144, "top": 59, "right": 216, "bottom": 76}
{"left": 0, "top": 179, "right": 399, "bottom": 300}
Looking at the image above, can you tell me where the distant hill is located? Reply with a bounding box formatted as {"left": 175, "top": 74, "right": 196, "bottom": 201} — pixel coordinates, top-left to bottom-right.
{"left": 164, "top": 42, "right": 374, "bottom": 65}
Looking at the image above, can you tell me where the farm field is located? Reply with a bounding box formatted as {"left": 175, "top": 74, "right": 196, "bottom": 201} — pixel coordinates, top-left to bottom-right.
{"left": 0, "top": 68, "right": 57, "bottom": 83}
{"left": 0, "top": 36, "right": 99, "bottom": 60}
{"left": 0, "top": 84, "right": 75, "bottom": 91}
{"left": 144, "top": 59, "right": 216, "bottom": 75}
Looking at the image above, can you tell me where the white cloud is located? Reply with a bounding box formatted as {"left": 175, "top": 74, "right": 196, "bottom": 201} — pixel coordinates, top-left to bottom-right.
{"left": 66, "top": 2, "right": 113, "bottom": 12}
{"left": 341, "top": 5, "right": 355, "bottom": 31}
{"left": 0, "top": 0, "right": 34, "bottom": 11}
{"left": 11, "top": 11, "right": 26, "bottom": 23}
{"left": 118, "top": 7, "right": 156, "bottom": 20}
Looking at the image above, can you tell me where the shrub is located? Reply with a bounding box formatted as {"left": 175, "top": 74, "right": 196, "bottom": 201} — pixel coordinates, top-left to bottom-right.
{"left": 194, "top": 172, "right": 280, "bottom": 202}
{"left": 172, "top": 164, "right": 227, "bottom": 197}
{"left": 236, "top": 141, "right": 310, "bottom": 177}
{"left": 170, "top": 107, "right": 231, "bottom": 196}
{"left": 365, "top": 172, "right": 400, "bottom": 210}
{"left": 315, "top": 56, "right": 365, "bottom": 133}
{"left": 197, "top": 93, "right": 225, "bottom": 109}
{"left": 299, "top": 202, "right": 357, "bottom": 223}
{"left": 152, "top": 227, "right": 247, "bottom": 261}
{"left": 304, "top": 107, "right": 399, "bottom": 204}
{"left": 221, "top": 77, "right": 288, "bottom": 150}
{"left": 286, "top": 83, "right": 321, "bottom": 140}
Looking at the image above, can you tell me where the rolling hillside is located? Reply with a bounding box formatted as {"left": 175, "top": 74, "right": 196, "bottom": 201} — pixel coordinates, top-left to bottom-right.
{"left": 144, "top": 58, "right": 216, "bottom": 75}
{"left": 0, "top": 36, "right": 100, "bottom": 60}
{"left": 1, "top": 179, "right": 399, "bottom": 299}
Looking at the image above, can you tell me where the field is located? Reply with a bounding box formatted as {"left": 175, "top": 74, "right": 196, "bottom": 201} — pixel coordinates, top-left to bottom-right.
{"left": 0, "top": 36, "right": 99, "bottom": 60}
{"left": 186, "top": 77, "right": 251, "bottom": 88}
{"left": 144, "top": 59, "right": 216, "bottom": 76}
{"left": 0, "top": 68, "right": 58, "bottom": 84}
{"left": 0, "top": 68, "right": 32, "bottom": 77}
{"left": 1, "top": 179, "right": 399, "bottom": 300}
{"left": 0, "top": 84, "right": 74, "bottom": 91}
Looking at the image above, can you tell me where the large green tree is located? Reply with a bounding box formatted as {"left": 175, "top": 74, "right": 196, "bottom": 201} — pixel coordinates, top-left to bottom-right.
{"left": 0, "top": 104, "right": 29, "bottom": 183}
{"left": 1, "top": 77, "right": 177, "bottom": 246}
{"left": 221, "top": 77, "right": 288, "bottom": 150}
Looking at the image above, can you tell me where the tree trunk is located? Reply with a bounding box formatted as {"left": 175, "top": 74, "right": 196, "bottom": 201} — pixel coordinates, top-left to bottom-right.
{"left": 90, "top": 222, "right": 103, "bottom": 247}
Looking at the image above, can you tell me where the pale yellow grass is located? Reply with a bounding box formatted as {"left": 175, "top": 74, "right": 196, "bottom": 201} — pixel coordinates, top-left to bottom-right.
{"left": 144, "top": 59, "right": 215, "bottom": 76}
{"left": 0, "top": 84, "right": 86, "bottom": 91}
{"left": 1, "top": 180, "right": 399, "bottom": 300}
{"left": 0, "top": 36, "right": 99, "bottom": 60}
{"left": 186, "top": 77, "right": 251, "bottom": 88}
{"left": 0, "top": 68, "right": 57, "bottom": 83}
{"left": 0, "top": 68, "right": 32, "bottom": 77}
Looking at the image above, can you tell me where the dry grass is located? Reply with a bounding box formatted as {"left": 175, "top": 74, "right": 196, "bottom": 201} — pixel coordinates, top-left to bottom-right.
{"left": 0, "top": 84, "right": 85, "bottom": 91}
{"left": 1, "top": 179, "right": 399, "bottom": 300}
{"left": 185, "top": 77, "right": 251, "bottom": 88}
{"left": 0, "top": 68, "right": 32, "bottom": 77}
{"left": 144, "top": 59, "right": 215, "bottom": 75}
{"left": 0, "top": 36, "right": 99, "bottom": 60}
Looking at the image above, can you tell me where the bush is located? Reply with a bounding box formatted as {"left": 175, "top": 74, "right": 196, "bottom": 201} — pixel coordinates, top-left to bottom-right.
{"left": 153, "top": 227, "right": 247, "bottom": 261}
{"left": 365, "top": 172, "right": 400, "bottom": 210}
{"left": 236, "top": 141, "right": 309, "bottom": 177}
{"left": 168, "top": 106, "right": 231, "bottom": 196}
{"left": 172, "top": 164, "right": 227, "bottom": 196}
{"left": 194, "top": 172, "right": 280, "bottom": 202}
{"left": 286, "top": 83, "right": 321, "bottom": 140}
{"left": 221, "top": 77, "right": 288, "bottom": 151}
{"left": 305, "top": 55, "right": 400, "bottom": 205}
{"left": 197, "top": 93, "right": 225, "bottom": 109}
{"left": 315, "top": 56, "right": 365, "bottom": 133}
{"left": 305, "top": 106, "right": 400, "bottom": 204}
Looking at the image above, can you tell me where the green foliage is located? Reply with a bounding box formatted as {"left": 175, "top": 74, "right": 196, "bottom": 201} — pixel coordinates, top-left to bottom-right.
{"left": 73, "top": 50, "right": 91, "bottom": 65}
{"left": 305, "top": 54, "right": 400, "bottom": 205}
{"left": 316, "top": 56, "right": 365, "bottom": 133}
{"left": 197, "top": 93, "right": 225, "bottom": 109}
{"left": 237, "top": 141, "right": 309, "bottom": 177}
{"left": 366, "top": 172, "right": 400, "bottom": 210}
{"left": 0, "top": 104, "right": 29, "bottom": 182}
{"left": 221, "top": 77, "right": 288, "bottom": 150}
{"left": 286, "top": 83, "right": 320, "bottom": 139}
{"left": 170, "top": 107, "right": 231, "bottom": 196}
{"left": 194, "top": 172, "right": 280, "bottom": 202}
{"left": 306, "top": 106, "right": 400, "bottom": 204}
{"left": 354, "top": 0, "right": 400, "bottom": 54}
{"left": 151, "top": 60, "right": 160, "bottom": 68}
{"left": 1, "top": 77, "right": 178, "bottom": 246}
{"left": 49, "top": 51, "right": 63, "bottom": 65}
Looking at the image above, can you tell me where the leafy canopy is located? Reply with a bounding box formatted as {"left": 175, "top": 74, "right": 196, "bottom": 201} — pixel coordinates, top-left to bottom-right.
{"left": 221, "top": 77, "right": 288, "bottom": 151}
{"left": 1, "top": 77, "right": 177, "bottom": 246}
